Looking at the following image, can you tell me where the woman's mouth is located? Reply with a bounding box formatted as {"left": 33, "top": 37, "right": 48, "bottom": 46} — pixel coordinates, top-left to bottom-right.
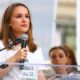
{"left": 20, "top": 24, "right": 28, "bottom": 27}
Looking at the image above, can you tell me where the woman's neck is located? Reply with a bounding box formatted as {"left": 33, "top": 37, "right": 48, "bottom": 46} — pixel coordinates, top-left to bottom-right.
{"left": 12, "top": 32, "right": 23, "bottom": 38}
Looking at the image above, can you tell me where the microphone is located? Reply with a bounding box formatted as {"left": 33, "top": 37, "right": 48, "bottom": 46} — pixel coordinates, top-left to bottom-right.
{"left": 19, "top": 34, "right": 28, "bottom": 69}
{"left": 21, "top": 34, "right": 28, "bottom": 48}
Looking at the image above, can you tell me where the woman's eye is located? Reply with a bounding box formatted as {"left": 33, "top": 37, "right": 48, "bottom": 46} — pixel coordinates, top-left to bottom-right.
{"left": 16, "top": 15, "right": 22, "bottom": 18}
{"left": 59, "top": 54, "right": 64, "bottom": 58}
{"left": 25, "top": 15, "right": 29, "bottom": 18}
{"left": 51, "top": 56, "right": 56, "bottom": 59}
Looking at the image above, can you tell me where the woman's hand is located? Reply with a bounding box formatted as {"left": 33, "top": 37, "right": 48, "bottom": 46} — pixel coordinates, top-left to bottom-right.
{"left": 14, "top": 48, "right": 27, "bottom": 62}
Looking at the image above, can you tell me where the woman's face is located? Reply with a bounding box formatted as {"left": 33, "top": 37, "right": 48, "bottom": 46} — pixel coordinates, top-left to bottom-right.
{"left": 50, "top": 49, "right": 68, "bottom": 74}
{"left": 50, "top": 49, "right": 68, "bottom": 65}
{"left": 9, "top": 6, "right": 30, "bottom": 37}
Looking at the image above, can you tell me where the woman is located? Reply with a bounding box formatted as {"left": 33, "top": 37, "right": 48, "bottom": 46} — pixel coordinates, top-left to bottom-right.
{"left": 39, "top": 46, "right": 69, "bottom": 80}
{"left": 42, "top": 46, "right": 78, "bottom": 80}
{"left": 0, "top": 3, "right": 44, "bottom": 80}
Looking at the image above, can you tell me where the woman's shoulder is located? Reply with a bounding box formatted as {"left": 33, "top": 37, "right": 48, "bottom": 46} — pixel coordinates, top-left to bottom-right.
{"left": 59, "top": 71, "right": 80, "bottom": 80}
{"left": 43, "top": 67, "right": 56, "bottom": 80}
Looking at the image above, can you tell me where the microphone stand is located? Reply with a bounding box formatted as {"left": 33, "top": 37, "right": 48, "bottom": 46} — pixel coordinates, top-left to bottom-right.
{"left": 0, "top": 38, "right": 21, "bottom": 69}
{"left": 0, "top": 42, "right": 15, "bottom": 51}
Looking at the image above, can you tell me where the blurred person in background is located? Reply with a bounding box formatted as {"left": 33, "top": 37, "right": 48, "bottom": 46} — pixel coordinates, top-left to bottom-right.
{"left": 40, "top": 45, "right": 78, "bottom": 80}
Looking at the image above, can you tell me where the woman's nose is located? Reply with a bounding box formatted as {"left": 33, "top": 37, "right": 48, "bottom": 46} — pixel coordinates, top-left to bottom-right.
{"left": 56, "top": 57, "right": 61, "bottom": 61}
{"left": 22, "top": 16, "right": 26, "bottom": 22}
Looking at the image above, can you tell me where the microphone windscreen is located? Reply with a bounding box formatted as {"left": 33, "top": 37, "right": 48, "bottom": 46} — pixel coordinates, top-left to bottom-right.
{"left": 21, "top": 34, "right": 28, "bottom": 41}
